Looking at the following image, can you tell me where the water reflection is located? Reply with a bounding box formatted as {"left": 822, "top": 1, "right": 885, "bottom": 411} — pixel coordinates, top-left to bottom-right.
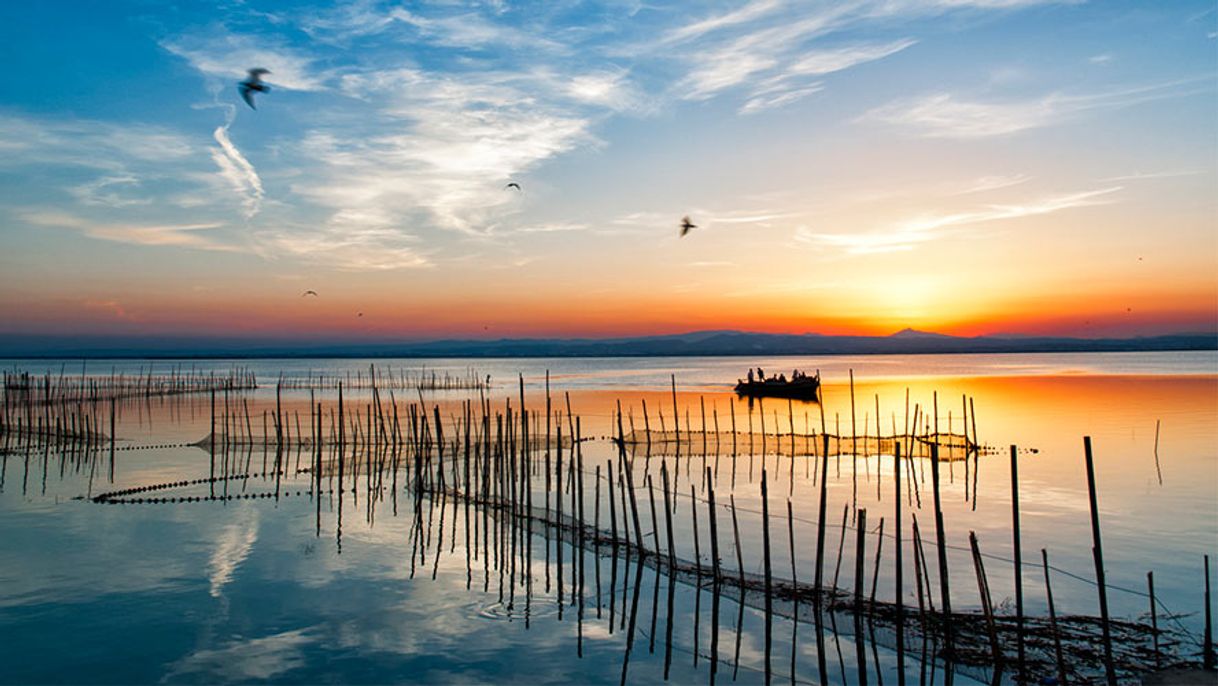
{"left": 0, "top": 356, "right": 1214, "bottom": 684}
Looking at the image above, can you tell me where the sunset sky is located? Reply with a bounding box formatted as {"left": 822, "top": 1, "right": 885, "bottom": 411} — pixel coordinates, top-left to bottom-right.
{"left": 1, "top": 0, "right": 1215, "bottom": 343}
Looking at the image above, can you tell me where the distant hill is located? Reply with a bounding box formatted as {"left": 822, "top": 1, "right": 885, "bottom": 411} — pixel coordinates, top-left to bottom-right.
{"left": 0, "top": 329, "right": 1214, "bottom": 359}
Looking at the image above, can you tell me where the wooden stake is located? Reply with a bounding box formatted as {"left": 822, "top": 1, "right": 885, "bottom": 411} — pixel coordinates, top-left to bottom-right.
{"left": 969, "top": 531, "right": 1002, "bottom": 667}
{"left": 929, "top": 441, "right": 954, "bottom": 656}
{"left": 1206, "top": 554, "right": 1215, "bottom": 670}
{"left": 1042, "top": 549, "right": 1067, "bottom": 685}
{"left": 1010, "top": 444, "right": 1026, "bottom": 678}
{"left": 894, "top": 441, "right": 905, "bottom": 685}
{"left": 1084, "top": 436, "right": 1116, "bottom": 685}
{"left": 762, "top": 468, "right": 773, "bottom": 686}
{"left": 1148, "top": 571, "right": 1160, "bottom": 670}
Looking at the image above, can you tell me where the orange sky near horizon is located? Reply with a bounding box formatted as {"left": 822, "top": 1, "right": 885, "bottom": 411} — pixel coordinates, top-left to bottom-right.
{"left": 3, "top": 265, "right": 1214, "bottom": 340}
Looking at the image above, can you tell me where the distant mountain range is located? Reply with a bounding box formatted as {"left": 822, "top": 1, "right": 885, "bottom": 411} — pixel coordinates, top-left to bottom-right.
{"left": 1, "top": 329, "right": 1214, "bottom": 359}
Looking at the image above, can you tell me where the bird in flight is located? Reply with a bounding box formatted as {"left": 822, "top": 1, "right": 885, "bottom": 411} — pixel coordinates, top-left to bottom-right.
{"left": 301, "top": 290, "right": 318, "bottom": 297}
{"left": 505, "top": 182, "right": 522, "bottom": 191}
{"left": 358, "top": 312, "right": 364, "bottom": 317}
{"left": 679, "top": 215, "right": 697, "bottom": 237}
{"left": 238, "top": 68, "right": 272, "bottom": 110}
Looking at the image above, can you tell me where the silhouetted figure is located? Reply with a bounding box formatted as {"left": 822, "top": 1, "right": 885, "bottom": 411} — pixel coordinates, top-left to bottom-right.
{"left": 680, "top": 215, "right": 696, "bottom": 237}
{"left": 239, "top": 68, "right": 271, "bottom": 109}
{"left": 747, "top": 369, "right": 754, "bottom": 384}
{"left": 505, "top": 182, "right": 521, "bottom": 191}
{"left": 757, "top": 367, "right": 765, "bottom": 381}
{"left": 778, "top": 373, "right": 787, "bottom": 383}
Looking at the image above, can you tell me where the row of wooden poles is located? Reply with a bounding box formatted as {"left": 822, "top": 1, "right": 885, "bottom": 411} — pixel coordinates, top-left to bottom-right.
{"left": 2, "top": 366, "right": 255, "bottom": 406}
{"left": 272, "top": 365, "right": 489, "bottom": 391}
{"left": 172, "top": 370, "right": 1215, "bottom": 684}
{"left": 0, "top": 395, "right": 117, "bottom": 451}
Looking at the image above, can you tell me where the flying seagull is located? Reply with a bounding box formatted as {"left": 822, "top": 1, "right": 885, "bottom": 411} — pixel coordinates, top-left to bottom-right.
{"left": 505, "top": 182, "right": 522, "bottom": 191}
{"left": 302, "top": 290, "right": 318, "bottom": 297}
{"left": 679, "top": 215, "right": 697, "bottom": 237}
{"left": 238, "top": 68, "right": 271, "bottom": 110}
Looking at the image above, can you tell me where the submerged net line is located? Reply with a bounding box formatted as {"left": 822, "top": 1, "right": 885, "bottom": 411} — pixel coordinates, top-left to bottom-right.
{"left": 623, "top": 430, "right": 984, "bottom": 460}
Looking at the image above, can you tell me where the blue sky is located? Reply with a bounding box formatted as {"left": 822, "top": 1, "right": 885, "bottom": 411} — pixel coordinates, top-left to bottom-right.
{"left": 0, "top": 1, "right": 1214, "bottom": 340}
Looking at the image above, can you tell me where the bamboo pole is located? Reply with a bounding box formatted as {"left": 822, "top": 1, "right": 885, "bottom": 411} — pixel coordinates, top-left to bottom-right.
{"left": 894, "top": 441, "right": 905, "bottom": 685}
{"left": 929, "top": 441, "right": 954, "bottom": 656}
{"left": 1042, "top": 549, "right": 1067, "bottom": 685}
{"left": 762, "top": 468, "right": 773, "bottom": 686}
{"left": 1010, "top": 444, "right": 1026, "bottom": 678}
{"left": 969, "top": 531, "right": 1002, "bottom": 667}
{"left": 1148, "top": 571, "right": 1159, "bottom": 670}
{"left": 1206, "top": 554, "right": 1215, "bottom": 670}
{"left": 1084, "top": 436, "right": 1116, "bottom": 685}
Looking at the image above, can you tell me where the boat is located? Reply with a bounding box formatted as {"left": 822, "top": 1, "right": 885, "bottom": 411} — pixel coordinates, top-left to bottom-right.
{"left": 733, "top": 372, "right": 820, "bottom": 400}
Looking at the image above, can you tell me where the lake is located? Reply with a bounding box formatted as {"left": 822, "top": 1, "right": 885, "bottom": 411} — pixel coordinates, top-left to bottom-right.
{"left": 1, "top": 352, "right": 1215, "bottom": 684}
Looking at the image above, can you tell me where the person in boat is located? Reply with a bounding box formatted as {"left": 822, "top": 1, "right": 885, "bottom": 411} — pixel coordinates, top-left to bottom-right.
{"left": 747, "top": 369, "right": 754, "bottom": 383}
{"left": 757, "top": 367, "right": 764, "bottom": 381}
{"left": 778, "top": 373, "right": 787, "bottom": 383}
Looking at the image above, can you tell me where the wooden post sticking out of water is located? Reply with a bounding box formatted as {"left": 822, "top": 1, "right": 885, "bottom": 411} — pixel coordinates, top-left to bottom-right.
{"left": 1206, "top": 554, "right": 1215, "bottom": 670}
{"left": 671, "top": 375, "right": 680, "bottom": 453}
{"left": 869, "top": 518, "right": 884, "bottom": 605}
{"left": 642, "top": 398, "right": 651, "bottom": 455}
{"left": 708, "top": 467, "right": 720, "bottom": 581}
{"left": 1042, "top": 548, "right": 1067, "bottom": 685}
{"left": 761, "top": 468, "right": 773, "bottom": 686}
{"left": 814, "top": 432, "right": 831, "bottom": 596}
{"left": 969, "top": 531, "right": 1002, "bottom": 668}
{"left": 929, "top": 442, "right": 954, "bottom": 657}
{"left": 894, "top": 441, "right": 905, "bottom": 685}
{"left": 854, "top": 508, "right": 869, "bottom": 686}
{"left": 662, "top": 463, "right": 676, "bottom": 569}
{"left": 1148, "top": 571, "right": 1160, "bottom": 669}
{"left": 618, "top": 401, "right": 644, "bottom": 554}
{"left": 1010, "top": 444, "right": 1026, "bottom": 679}
{"left": 1083, "top": 436, "right": 1117, "bottom": 686}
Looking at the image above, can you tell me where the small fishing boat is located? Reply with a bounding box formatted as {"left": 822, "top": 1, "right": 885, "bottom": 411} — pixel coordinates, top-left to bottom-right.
{"left": 733, "top": 372, "right": 820, "bottom": 400}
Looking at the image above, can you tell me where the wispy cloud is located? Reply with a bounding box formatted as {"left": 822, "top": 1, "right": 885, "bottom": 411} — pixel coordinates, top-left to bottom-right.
{"left": 162, "top": 31, "right": 327, "bottom": 91}
{"left": 662, "top": 0, "right": 784, "bottom": 44}
{"left": 289, "top": 68, "right": 596, "bottom": 241}
{"left": 1097, "top": 169, "right": 1204, "bottom": 182}
{"left": 0, "top": 114, "right": 195, "bottom": 170}
{"left": 21, "top": 210, "right": 235, "bottom": 251}
{"left": 254, "top": 224, "right": 431, "bottom": 271}
{"left": 211, "top": 123, "right": 264, "bottom": 219}
{"left": 797, "top": 186, "right": 1121, "bottom": 253}
{"left": 68, "top": 175, "right": 151, "bottom": 208}
{"left": 664, "top": 0, "right": 1062, "bottom": 113}
{"left": 860, "top": 78, "right": 1212, "bottom": 138}
{"left": 505, "top": 222, "right": 589, "bottom": 235}
{"left": 677, "top": 7, "right": 854, "bottom": 102}
{"left": 952, "top": 173, "right": 1033, "bottom": 194}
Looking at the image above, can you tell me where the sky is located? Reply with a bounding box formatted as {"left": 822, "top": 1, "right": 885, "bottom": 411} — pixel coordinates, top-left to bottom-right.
{"left": 0, "top": 0, "right": 1215, "bottom": 344}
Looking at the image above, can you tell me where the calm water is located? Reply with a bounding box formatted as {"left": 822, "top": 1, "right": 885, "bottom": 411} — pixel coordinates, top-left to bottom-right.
{"left": 1, "top": 352, "right": 1215, "bottom": 684}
